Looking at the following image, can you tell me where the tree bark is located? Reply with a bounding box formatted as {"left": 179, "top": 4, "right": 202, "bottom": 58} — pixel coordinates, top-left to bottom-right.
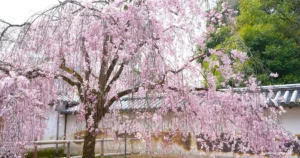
{"left": 82, "top": 130, "right": 97, "bottom": 158}
{"left": 82, "top": 105, "right": 100, "bottom": 158}
{"left": 82, "top": 99, "right": 105, "bottom": 158}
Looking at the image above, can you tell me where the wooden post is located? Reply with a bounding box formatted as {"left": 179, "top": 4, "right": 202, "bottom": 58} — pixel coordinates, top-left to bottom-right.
{"left": 33, "top": 144, "right": 38, "bottom": 158}
{"left": 67, "top": 141, "right": 70, "bottom": 158}
{"left": 124, "top": 130, "right": 127, "bottom": 158}
{"left": 101, "top": 140, "right": 104, "bottom": 158}
{"left": 55, "top": 111, "right": 60, "bottom": 157}
{"left": 131, "top": 139, "right": 133, "bottom": 154}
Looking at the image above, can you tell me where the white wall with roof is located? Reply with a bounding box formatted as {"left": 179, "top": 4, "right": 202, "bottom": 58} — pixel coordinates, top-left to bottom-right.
{"left": 38, "top": 83, "right": 300, "bottom": 156}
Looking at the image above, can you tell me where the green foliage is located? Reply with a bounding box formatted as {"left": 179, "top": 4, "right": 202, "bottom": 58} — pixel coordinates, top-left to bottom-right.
{"left": 208, "top": 0, "right": 300, "bottom": 85}
{"left": 237, "top": 0, "right": 300, "bottom": 84}
{"left": 200, "top": 1, "right": 247, "bottom": 88}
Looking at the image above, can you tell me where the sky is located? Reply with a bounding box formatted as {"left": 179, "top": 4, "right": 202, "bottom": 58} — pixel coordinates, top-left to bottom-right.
{"left": 0, "top": 0, "right": 217, "bottom": 24}
{"left": 0, "top": 0, "right": 58, "bottom": 24}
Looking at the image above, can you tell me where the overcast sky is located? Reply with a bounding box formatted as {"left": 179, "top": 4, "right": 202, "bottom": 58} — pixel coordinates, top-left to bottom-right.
{"left": 0, "top": 0, "right": 217, "bottom": 24}
{"left": 0, "top": 0, "right": 58, "bottom": 23}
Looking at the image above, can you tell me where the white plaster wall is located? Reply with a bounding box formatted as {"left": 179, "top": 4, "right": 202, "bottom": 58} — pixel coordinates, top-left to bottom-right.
{"left": 38, "top": 108, "right": 65, "bottom": 149}
{"left": 64, "top": 114, "right": 85, "bottom": 140}
{"left": 279, "top": 107, "right": 300, "bottom": 135}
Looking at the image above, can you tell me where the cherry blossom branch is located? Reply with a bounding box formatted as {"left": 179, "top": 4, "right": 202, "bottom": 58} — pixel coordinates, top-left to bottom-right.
{"left": 81, "top": 38, "right": 91, "bottom": 81}
{"left": 98, "top": 35, "right": 109, "bottom": 91}
{"left": 168, "top": 86, "right": 208, "bottom": 92}
{"left": 106, "top": 80, "right": 208, "bottom": 112}
{"left": 166, "top": 53, "right": 207, "bottom": 74}
{"left": 105, "top": 55, "right": 119, "bottom": 83}
{"left": 0, "top": 65, "right": 10, "bottom": 75}
{"left": 22, "top": 69, "right": 46, "bottom": 79}
{"left": 59, "top": 64, "right": 84, "bottom": 83}
{"left": 68, "top": 0, "right": 103, "bottom": 13}
{"left": 92, "top": 0, "right": 109, "bottom": 5}
{"left": 104, "top": 63, "right": 124, "bottom": 93}
{"left": 55, "top": 74, "right": 83, "bottom": 100}
{"left": 0, "top": 19, "right": 30, "bottom": 41}
{"left": 0, "top": 64, "right": 46, "bottom": 79}
{"left": 106, "top": 86, "right": 140, "bottom": 110}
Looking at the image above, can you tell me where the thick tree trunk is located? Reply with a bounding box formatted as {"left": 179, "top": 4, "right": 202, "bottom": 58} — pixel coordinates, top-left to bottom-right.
{"left": 82, "top": 99, "right": 106, "bottom": 158}
{"left": 82, "top": 107, "right": 100, "bottom": 158}
{"left": 81, "top": 89, "right": 107, "bottom": 158}
{"left": 82, "top": 130, "right": 97, "bottom": 158}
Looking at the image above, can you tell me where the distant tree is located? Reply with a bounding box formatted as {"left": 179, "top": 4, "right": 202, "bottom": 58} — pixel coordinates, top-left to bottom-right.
{"left": 238, "top": 0, "right": 300, "bottom": 84}
{"left": 205, "top": 0, "right": 300, "bottom": 85}
{"left": 199, "top": 1, "right": 248, "bottom": 88}
{"left": 0, "top": 0, "right": 297, "bottom": 157}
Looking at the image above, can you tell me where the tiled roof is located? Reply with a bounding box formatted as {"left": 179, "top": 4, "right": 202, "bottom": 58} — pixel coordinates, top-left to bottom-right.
{"left": 55, "top": 83, "right": 300, "bottom": 114}
{"left": 55, "top": 97, "right": 166, "bottom": 114}
{"left": 220, "top": 84, "right": 300, "bottom": 106}
{"left": 266, "top": 90, "right": 299, "bottom": 106}
{"left": 111, "top": 96, "right": 165, "bottom": 110}
{"left": 54, "top": 96, "right": 80, "bottom": 114}
{"left": 265, "top": 84, "right": 300, "bottom": 106}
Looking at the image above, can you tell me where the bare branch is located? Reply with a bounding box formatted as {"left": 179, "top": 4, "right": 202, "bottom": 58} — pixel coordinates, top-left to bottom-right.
{"left": 0, "top": 19, "right": 30, "bottom": 41}
{"left": 59, "top": 64, "right": 84, "bottom": 83}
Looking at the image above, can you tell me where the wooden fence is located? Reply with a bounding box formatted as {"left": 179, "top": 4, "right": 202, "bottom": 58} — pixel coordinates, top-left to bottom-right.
{"left": 32, "top": 138, "right": 139, "bottom": 158}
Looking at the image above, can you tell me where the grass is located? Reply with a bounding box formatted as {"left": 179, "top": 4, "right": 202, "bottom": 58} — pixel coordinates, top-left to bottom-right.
{"left": 25, "top": 148, "right": 66, "bottom": 158}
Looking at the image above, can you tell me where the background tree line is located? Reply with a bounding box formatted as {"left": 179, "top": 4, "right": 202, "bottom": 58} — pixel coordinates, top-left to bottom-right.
{"left": 206, "top": 0, "right": 300, "bottom": 86}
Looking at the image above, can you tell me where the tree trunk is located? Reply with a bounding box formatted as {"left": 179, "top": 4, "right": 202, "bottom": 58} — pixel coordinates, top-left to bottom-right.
{"left": 82, "top": 130, "right": 97, "bottom": 158}
{"left": 82, "top": 96, "right": 106, "bottom": 157}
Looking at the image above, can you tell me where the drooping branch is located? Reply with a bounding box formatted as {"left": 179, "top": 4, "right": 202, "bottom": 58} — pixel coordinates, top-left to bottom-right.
{"left": 105, "top": 79, "right": 208, "bottom": 112}
{"left": 104, "top": 53, "right": 207, "bottom": 99}
{"left": 68, "top": 0, "right": 103, "bottom": 13}
{"left": 92, "top": 0, "right": 109, "bottom": 4}
{"left": 0, "top": 19, "right": 30, "bottom": 41}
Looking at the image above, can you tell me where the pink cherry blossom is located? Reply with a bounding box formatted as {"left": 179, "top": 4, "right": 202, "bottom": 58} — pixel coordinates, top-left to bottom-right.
{"left": 0, "top": 0, "right": 296, "bottom": 157}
